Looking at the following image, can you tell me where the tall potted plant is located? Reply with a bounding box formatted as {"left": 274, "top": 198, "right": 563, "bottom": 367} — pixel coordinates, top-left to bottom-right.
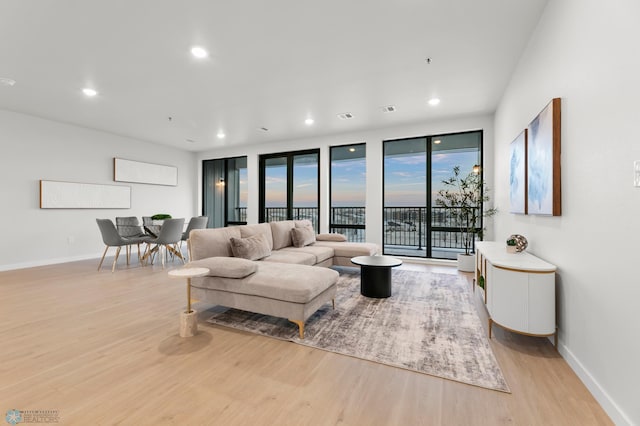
{"left": 436, "top": 165, "right": 497, "bottom": 272}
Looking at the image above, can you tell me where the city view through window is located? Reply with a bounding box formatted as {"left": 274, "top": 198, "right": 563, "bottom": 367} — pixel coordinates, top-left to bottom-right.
{"left": 384, "top": 131, "right": 482, "bottom": 259}
{"left": 227, "top": 131, "right": 482, "bottom": 260}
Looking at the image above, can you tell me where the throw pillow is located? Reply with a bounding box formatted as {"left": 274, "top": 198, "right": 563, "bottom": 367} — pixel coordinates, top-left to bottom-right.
{"left": 229, "top": 233, "right": 272, "bottom": 260}
{"left": 291, "top": 226, "right": 316, "bottom": 248}
{"left": 316, "top": 233, "right": 347, "bottom": 242}
{"left": 269, "top": 221, "right": 295, "bottom": 249}
{"left": 187, "top": 257, "right": 257, "bottom": 278}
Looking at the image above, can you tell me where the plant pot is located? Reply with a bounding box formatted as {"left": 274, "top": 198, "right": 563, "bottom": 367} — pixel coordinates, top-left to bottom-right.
{"left": 457, "top": 253, "right": 475, "bottom": 272}
{"left": 506, "top": 245, "right": 517, "bottom": 254}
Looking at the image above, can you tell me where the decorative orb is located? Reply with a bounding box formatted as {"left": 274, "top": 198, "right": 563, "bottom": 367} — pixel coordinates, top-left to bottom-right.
{"left": 509, "top": 234, "right": 528, "bottom": 252}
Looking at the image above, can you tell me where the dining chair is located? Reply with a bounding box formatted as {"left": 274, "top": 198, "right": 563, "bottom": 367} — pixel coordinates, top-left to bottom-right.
{"left": 144, "top": 218, "right": 186, "bottom": 268}
{"left": 96, "top": 219, "right": 150, "bottom": 272}
{"left": 142, "top": 216, "right": 161, "bottom": 237}
{"left": 180, "top": 216, "right": 208, "bottom": 260}
{"left": 115, "top": 216, "right": 147, "bottom": 264}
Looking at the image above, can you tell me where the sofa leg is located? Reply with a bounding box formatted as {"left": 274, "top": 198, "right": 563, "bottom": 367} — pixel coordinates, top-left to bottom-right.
{"left": 289, "top": 319, "right": 305, "bottom": 339}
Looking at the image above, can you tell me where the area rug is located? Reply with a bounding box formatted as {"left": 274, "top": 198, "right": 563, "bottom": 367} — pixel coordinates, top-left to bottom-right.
{"left": 206, "top": 269, "right": 510, "bottom": 392}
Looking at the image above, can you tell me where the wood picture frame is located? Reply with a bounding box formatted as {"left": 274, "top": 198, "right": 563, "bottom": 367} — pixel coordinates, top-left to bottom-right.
{"left": 40, "top": 180, "right": 131, "bottom": 209}
{"left": 509, "top": 129, "right": 528, "bottom": 214}
{"left": 114, "top": 158, "right": 178, "bottom": 186}
{"left": 527, "top": 98, "right": 561, "bottom": 216}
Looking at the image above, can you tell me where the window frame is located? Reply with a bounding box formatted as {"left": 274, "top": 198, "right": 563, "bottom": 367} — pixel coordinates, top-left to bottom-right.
{"left": 258, "top": 148, "right": 321, "bottom": 231}
{"left": 329, "top": 142, "right": 366, "bottom": 240}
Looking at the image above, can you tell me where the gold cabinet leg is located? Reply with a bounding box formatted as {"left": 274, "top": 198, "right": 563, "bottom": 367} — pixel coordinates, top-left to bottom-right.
{"left": 289, "top": 319, "right": 305, "bottom": 339}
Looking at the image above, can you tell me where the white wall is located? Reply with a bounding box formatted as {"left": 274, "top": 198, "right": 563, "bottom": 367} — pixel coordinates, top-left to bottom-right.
{"left": 0, "top": 110, "right": 197, "bottom": 271}
{"left": 493, "top": 0, "right": 640, "bottom": 424}
{"left": 196, "top": 114, "right": 495, "bottom": 251}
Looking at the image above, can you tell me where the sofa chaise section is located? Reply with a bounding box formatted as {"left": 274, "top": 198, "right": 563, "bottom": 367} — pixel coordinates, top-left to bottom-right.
{"left": 190, "top": 261, "right": 338, "bottom": 338}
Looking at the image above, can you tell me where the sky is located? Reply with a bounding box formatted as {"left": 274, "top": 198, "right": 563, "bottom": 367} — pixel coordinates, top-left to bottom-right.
{"left": 264, "top": 161, "right": 318, "bottom": 207}
{"left": 331, "top": 157, "right": 366, "bottom": 207}
{"left": 261, "top": 150, "right": 479, "bottom": 208}
{"left": 384, "top": 150, "right": 478, "bottom": 206}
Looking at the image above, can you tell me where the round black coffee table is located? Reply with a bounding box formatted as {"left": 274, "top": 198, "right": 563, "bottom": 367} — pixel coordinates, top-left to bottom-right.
{"left": 351, "top": 255, "right": 403, "bottom": 298}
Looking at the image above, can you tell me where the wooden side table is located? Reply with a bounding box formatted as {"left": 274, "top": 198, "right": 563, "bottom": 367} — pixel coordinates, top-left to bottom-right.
{"left": 168, "top": 267, "right": 209, "bottom": 337}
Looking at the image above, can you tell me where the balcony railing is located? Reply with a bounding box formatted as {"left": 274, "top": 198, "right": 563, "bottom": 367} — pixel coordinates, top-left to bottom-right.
{"left": 236, "top": 206, "right": 479, "bottom": 258}
{"left": 231, "top": 207, "right": 247, "bottom": 224}
{"left": 264, "top": 207, "right": 319, "bottom": 230}
{"left": 383, "top": 206, "right": 480, "bottom": 258}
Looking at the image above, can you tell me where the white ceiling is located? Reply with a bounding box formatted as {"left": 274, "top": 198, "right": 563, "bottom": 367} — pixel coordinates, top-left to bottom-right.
{"left": 0, "top": 0, "right": 548, "bottom": 152}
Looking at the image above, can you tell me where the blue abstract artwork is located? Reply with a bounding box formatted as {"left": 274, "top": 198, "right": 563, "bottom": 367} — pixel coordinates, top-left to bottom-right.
{"left": 509, "top": 130, "right": 527, "bottom": 214}
{"left": 527, "top": 99, "right": 560, "bottom": 215}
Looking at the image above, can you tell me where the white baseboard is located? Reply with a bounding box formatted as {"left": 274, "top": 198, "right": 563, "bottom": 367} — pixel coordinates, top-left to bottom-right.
{"left": 558, "top": 341, "right": 632, "bottom": 426}
{"left": 0, "top": 253, "right": 103, "bottom": 272}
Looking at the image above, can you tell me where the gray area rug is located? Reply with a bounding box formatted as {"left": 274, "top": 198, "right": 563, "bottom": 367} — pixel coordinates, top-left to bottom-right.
{"left": 206, "top": 269, "right": 510, "bottom": 392}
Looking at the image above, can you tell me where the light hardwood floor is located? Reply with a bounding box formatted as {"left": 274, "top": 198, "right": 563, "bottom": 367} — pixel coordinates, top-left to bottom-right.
{"left": 0, "top": 259, "right": 612, "bottom": 425}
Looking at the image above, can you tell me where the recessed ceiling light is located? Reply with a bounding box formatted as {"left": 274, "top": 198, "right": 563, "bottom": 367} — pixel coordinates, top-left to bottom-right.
{"left": 349, "top": 148, "right": 356, "bottom": 152}
{"left": 337, "top": 112, "right": 354, "bottom": 120}
{"left": 82, "top": 88, "right": 98, "bottom": 97}
{"left": 0, "top": 77, "right": 16, "bottom": 86}
{"left": 217, "top": 131, "right": 226, "bottom": 139}
{"left": 433, "top": 139, "right": 442, "bottom": 144}
{"left": 428, "top": 98, "right": 440, "bottom": 106}
{"left": 305, "top": 118, "right": 314, "bottom": 125}
{"left": 191, "top": 46, "right": 208, "bottom": 58}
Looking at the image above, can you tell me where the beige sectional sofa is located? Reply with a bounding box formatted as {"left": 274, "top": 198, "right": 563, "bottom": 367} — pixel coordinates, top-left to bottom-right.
{"left": 187, "top": 220, "right": 379, "bottom": 338}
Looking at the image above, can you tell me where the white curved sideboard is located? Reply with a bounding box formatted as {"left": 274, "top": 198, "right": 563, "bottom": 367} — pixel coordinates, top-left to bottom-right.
{"left": 475, "top": 242, "right": 557, "bottom": 347}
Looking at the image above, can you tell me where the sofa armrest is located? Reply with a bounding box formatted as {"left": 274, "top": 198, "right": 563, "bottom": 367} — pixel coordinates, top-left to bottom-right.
{"left": 316, "top": 233, "right": 347, "bottom": 242}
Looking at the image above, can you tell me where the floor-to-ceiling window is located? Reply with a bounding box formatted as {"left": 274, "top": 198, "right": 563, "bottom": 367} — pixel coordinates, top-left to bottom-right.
{"left": 383, "top": 137, "right": 427, "bottom": 256}
{"left": 203, "top": 156, "right": 248, "bottom": 228}
{"left": 330, "top": 143, "right": 366, "bottom": 241}
{"left": 383, "top": 130, "right": 482, "bottom": 259}
{"left": 259, "top": 149, "right": 319, "bottom": 231}
{"left": 225, "top": 157, "right": 248, "bottom": 225}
